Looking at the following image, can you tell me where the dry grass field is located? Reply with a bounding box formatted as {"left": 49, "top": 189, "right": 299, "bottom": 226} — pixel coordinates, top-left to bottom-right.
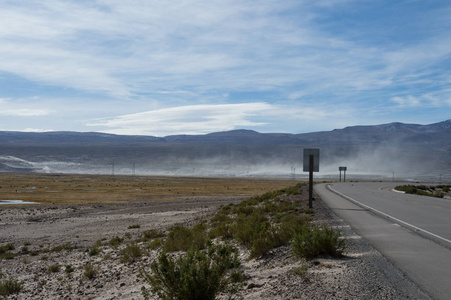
{"left": 0, "top": 173, "right": 301, "bottom": 205}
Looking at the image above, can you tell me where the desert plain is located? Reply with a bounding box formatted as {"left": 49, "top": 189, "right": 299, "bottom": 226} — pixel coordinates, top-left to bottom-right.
{"left": 0, "top": 173, "right": 428, "bottom": 299}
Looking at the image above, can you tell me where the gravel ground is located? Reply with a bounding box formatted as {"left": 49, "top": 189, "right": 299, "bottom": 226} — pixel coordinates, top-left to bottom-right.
{"left": 0, "top": 189, "right": 430, "bottom": 299}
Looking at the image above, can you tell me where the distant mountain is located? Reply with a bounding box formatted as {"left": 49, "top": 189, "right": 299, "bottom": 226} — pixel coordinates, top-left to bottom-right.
{"left": 0, "top": 120, "right": 450, "bottom": 181}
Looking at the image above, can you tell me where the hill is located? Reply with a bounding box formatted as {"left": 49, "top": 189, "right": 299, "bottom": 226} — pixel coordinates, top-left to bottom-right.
{"left": 0, "top": 120, "right": 450, "bottom": 181}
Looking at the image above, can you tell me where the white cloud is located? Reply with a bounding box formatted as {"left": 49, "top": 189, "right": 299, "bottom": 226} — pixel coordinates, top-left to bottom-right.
{"left": 88, "top": 103, "right": 274, "bottom": 136}
{"left": 0, "top": 108, "right": 52, "bottom": 117}
{"left": 22, "top": 128, "right": 54, "bottom": 133}
{"left": 391, "top": 96, "right": 421, "bottom": 107}
{"left": 87, "top": 102, "right": 358, "bottom": 136}
{"left": 0, "top": 0, "right": 419, "bottom": 98}
{"left": 0, "top": 97, "right": 53, "bottom": 116}
{"left": 391, "top": 90, "right": 451, "bottom": 108}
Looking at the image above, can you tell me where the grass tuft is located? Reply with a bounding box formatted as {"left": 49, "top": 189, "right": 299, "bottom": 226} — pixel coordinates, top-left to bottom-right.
{"left": 0, "top": 279, "right": 23, "bottom": 296}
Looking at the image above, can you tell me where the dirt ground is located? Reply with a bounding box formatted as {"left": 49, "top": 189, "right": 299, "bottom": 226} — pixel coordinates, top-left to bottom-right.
{"left": 0, "top": 174, "right": 429, "bottom": 299}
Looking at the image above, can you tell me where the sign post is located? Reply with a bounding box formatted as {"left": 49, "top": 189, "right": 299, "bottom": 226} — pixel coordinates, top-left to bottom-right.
{"left": 303, "top": 149, "right": 320, "bottom": 208}
{"left": 339, "top": 166, "right": 347, "bottom": 182}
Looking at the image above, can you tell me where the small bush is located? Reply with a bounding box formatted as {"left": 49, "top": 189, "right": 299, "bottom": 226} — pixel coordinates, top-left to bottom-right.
{"left": 120, "top": 244, "right": 143, "bottom": 263}
{"left": 47, "top": 264, "right": 61, "bottom": 273}
{"left": 163, "top": 223, "right": 208, "bottom": 252}
{"left": 0, "top": 244, "right": 15, "bottom": 254}
{"left": 148, "top": 239, "right": 163, "bottom": 250}
{"left": 142, "top": 229, "right": 165, "bottom": 241}
{"left": 65, "top": 265, "right": 75, "bottom": 274}
{"left": 109, "top": 236, "right": 124, "bottom": 248}
{"left": 83, "top": 263, "right": 98, "bottom": 280}
{"left": 51, "top": 245, "right": 64, "bottom": 252}
{"left": 232, "top": 211, "right": 268, "bottom": 248}
{"left": 0, "top": 244, "right": 15, "bottom": 259}
{"left": 291, "top": 224, "right": 346, "bottom": 260}
{"left": 141, "top": 244, "right": 242, "bottom": 300}
{"left": 0, "top": 279, "right": 23, "bottom": 296}
{"left": 208, "top": 213, "right": 234, "bottom": 240}
{"left": 89, "top": 246, "right": 102, "bottom": 256}
{"left": 292, "top": 265, "right": 309, "bottom": 281}
{"left": 0, "top": 252, "right": 15, "bottom": 260}
{"left": 128, "top": 224, "right": 141, "bottom": 229}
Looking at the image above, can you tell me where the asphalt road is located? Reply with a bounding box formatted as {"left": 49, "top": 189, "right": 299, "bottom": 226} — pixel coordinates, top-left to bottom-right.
{"left": 315, "top": 182, "right": 451, "bottom": 300}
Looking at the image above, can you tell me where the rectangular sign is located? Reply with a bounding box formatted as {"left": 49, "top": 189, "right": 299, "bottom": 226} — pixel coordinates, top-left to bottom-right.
{"left": 303, "top": 148, "right": 320, "bottom": 172}
{"left": 339, "top": 166, "right": 347, "bottom": 171}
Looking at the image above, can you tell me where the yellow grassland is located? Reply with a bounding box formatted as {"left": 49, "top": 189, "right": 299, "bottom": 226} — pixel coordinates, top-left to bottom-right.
{"left": 0, "top": 173, "right": 303, "bottom": 205}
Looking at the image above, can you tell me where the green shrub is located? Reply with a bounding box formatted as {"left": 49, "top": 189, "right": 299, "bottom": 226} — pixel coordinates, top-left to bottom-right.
{"left": 0, "top": 279, "right": 23, "bottom": 296}
{"left": 0, "top": 252, "right": 15, "bottom": 260}
{"left": 209, "top": 184, "right": 311, "bottom": 257}
{"left": 249, "top": 214, "right": 310, "bottom": 258}
{"left": 47, "top": 264, "right": 61, "bottom": 273}
{"left": 51, "top": 245, "right": 64, "bottom": 252}
{"left": 291, "top": 224, "right": 345, "bottom": 260}
{"left": 109, "top": 236, "right": 124, "bottom": 248}
{"left": 65, "top": 265, "right": 75, "bottom": 274}
{"left": 89, "top": 246, "right": 102, "bottom": 256}
{"left": 83, "top": 263, "right": 98, "bottom": 280}
{"left": 163, "top": 223, "right": 208, "bottom": 252}
{"left": 0, "top": 244, "right": 15, "bottom": 253}
{"left": 142, "top": 229, "right": 165, "bottom": 241}
{"left": 141, "top": 244, "right": 242, "bottom": 300}
{"left": 128, "top": 224, "right": 141, "bottom": 229}
{"left": 148, "top": 239, "right": 163, "bottom": 250}
{"left": 208, "top": 214, "right": 234, "bottom": 240}
{"left": 120, "top": 244, "right": 143, "bottom": 263}
{"left": 395, "top": 184, "right": 448, "bottom": 198}
{"left": 292, "top": 264, "right": 309, "bottom": 281}
{"left": 0, "top": 244, "right": 15, "bottom": 259}
{"left": 232, "top": 211, "right": 268, "bottom": 248}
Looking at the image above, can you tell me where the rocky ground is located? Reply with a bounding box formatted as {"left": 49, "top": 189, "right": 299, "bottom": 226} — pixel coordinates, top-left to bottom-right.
{"left": 0, "top": 189, "right": 430, "bottom": 299}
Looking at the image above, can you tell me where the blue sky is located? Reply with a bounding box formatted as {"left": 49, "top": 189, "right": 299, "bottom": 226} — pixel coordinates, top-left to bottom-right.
{"left": 0, "top": 0, "right": 450, "bottom": 136}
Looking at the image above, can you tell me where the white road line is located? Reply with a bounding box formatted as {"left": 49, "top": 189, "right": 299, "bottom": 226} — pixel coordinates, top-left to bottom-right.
{"left": 327, "top": 184, "right": 451, "bottom": 246}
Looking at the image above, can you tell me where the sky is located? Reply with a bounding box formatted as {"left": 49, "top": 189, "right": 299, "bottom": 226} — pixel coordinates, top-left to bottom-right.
{"left": 0, "top": 0, "right": 450, "bottom": 137}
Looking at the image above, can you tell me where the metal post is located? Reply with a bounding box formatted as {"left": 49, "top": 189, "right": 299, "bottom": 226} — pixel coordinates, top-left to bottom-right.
{"left": 309, "top": 154, "right": 313, "bottom": 209}
{"left": 339, "top": 170, "right": 342, "bottom": 182}
{"left": 344, "top": 170, "right": 346, "bottom": 182}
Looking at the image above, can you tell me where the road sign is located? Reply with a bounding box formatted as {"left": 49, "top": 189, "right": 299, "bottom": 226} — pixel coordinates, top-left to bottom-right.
{"left": 339, "top": 166, "right": 347, "bottom": 182}
{"left": 303, "top": 149, "right": 320, "bottom": 172}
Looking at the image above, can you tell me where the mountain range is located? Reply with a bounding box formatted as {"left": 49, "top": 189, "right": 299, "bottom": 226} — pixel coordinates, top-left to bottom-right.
{"left": 0, "top": 120, "right": 450, "bottom": 181}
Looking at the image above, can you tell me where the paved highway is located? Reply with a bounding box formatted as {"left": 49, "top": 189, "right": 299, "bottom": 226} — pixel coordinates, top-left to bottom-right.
{"left": 315, "top": 182, "right": 451, "bottom": 300}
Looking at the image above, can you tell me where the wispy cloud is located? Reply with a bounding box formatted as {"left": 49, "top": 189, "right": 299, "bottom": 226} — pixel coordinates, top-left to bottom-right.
{"left": 87, "top": 102, "right": 356, "bottom": 136}
{"left": 391, "top": 96, "right": 421, "bottom": 107}
{"left": 0, "top": 98, "right": 53, "bottom": 116}
{"left": 0, "top": 1, "right": 450, "bottom": 134}
{"left": 88, "top": 103, "right": 274, "bottom": 136}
